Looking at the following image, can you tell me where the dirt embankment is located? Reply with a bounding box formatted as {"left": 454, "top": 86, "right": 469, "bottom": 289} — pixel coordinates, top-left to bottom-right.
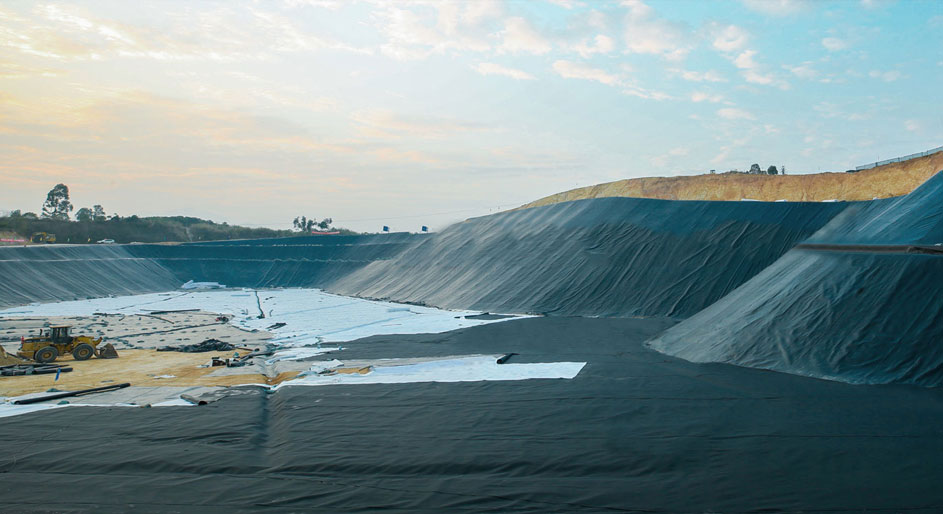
{"left": 520, "top": 151, "right": 943, "bottom": 209}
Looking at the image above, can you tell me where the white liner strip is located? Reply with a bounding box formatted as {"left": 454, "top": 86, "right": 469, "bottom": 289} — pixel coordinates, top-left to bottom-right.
{"left": 276, "top": 356, "right": 586, "bottom": 389}
{"left": 0, "top": 288, "right": 527, "bottom": 344}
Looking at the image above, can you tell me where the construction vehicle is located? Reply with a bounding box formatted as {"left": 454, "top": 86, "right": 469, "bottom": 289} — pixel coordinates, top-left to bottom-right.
{"left": 17, "top": 325, "right": 116, "bottom": 363}
{"left": 30, "top": 232, "right": 56, "bottom": 244}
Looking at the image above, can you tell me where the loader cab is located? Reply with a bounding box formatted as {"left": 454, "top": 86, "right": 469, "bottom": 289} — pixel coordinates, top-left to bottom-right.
{"left": 49, "top": 325, "right": 73, "bottom": 344}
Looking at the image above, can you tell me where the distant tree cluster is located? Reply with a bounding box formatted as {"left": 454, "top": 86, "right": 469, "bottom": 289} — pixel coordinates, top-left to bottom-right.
{"left": 0, "top": 184, "right": 355, "bottom": 244}
{"left": 292, "top": 216, "right": 333, "bottom": 232}
{"left": 746, "top": 163, "right": 785, "bottom": 175}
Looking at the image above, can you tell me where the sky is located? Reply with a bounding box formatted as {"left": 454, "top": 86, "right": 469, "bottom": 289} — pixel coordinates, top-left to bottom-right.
{"left": 0, "top": 0, "right": 941, "bottom": 232}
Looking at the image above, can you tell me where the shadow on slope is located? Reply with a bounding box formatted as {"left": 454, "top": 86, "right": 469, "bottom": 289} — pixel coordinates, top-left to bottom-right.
{"left": 329, "top": 197, "right": 849, "bottom": 318}
{"left": 648, "top": 171, "right": 943, "bottom": 387}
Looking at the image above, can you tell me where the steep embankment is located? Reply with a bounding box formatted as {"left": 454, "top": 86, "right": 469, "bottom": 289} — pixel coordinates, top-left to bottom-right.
{"left": 0, "top": 234, "right": 421, "bottom": 308}
{"left": 127, "top": 233, "right": 421, "bottom": 288}
{"left": 329, "top": 197, "right": 849, "bottom": 318}
{"left": 521, "top": 150, "right": 943, "bottom": 208}
{"left": 648, "top": 172, "right": 943, "bottom": 387}
{"left": 0, "top": 245, "right": 180, "bottom": 308}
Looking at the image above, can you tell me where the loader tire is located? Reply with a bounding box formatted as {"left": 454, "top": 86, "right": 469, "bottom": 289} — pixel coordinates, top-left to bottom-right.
{"left": 73, "top": 343, "right": 94, "bottom": 361}
{"left": 34, "top": 346, "right": 58, "bottom": 364}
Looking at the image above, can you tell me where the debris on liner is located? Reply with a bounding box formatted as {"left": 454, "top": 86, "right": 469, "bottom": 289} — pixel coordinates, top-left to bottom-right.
{"left": 157, "top": 338, "right": 237, "bottom": 353}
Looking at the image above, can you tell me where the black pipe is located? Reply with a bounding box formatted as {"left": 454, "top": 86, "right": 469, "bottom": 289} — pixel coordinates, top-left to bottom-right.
{"left": 13, "top": 383, "right": 131, "bottom": 405}
{"left": 496, "top": 353, "right": 518, "bottom": 364}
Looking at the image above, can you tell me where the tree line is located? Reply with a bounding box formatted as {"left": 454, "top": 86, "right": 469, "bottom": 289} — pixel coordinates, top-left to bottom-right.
{"left": 1, "top": 184, "right": 354, "bottom": 244}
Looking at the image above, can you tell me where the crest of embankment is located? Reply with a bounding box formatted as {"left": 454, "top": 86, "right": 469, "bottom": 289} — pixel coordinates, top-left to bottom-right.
{"left": 519, "top": 149, "right": 943, "bottom": 208}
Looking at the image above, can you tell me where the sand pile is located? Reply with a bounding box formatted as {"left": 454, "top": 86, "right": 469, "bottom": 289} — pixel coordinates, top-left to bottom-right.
{"left": 0, "top": 345, "right": 26, "bottom": 366}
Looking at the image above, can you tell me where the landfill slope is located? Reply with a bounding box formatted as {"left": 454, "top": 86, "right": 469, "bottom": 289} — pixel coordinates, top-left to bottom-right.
{"left": 648, "top": 171, "right": 943, "bottom": 387}
{"left": 0, "top": 245, "right": 180, "bottom": 308}
{"left": 329, "top": 197, "right": 850, "bottom": 318}
{"left": 0, "top": 234, "right": 420, "bottom": 308}
{"left": 127, "top": 233, "right": 421, "bottom": 289}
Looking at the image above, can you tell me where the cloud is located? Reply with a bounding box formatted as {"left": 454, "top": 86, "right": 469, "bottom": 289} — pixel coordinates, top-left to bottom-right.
{"left": 711, "top": 24, "right": 750, "bottom": 52}
{"left": 473, "top": 62, "right": 535, "bottom": 80}
{"left": 545, "top": 0, "right": 586, "bottom": 8}
{"left": 783, "top": 61, "right": 817, "bottom": 79}
{"left": 498, "top": 16, "right": 552, "bottom": 55}
{"left": 717, "top": 107, "right": 756, "bottom": 120}
{"left": 731, "top": 49, "right": 788, "bottom": 89}
{"left": 869, "top": 69, "right": 903, "bottom": 82}
{"left": 733, "top": 49, "right": 758, "bottom": 70}
{"left": 376, "top": 2, "right": 500, "bottom": 60}
{"left": 904, "top": 119, "right": 921, "bottom": 132}
{"left": 671, "top": 68, "right": 727, "bottom": 82}
{"left": 741, "top": 0, "right": 810, "bottom": 15}
{"left": 691, "top": 92, "right": 724, "bottom": 103}
{"left": 621, "top": 0, "right": 691, "bottom": 60}
{"left": 821, "top": 37, "right": 847, "bottom": 51}
{"left": 552, "top": 60, "right": 619, "bottom": 86}
{"left": 569, "top": 34, "right": 616, "bottom": 58}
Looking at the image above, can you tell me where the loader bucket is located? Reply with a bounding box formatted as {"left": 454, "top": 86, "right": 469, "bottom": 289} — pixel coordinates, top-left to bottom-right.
{"left": 96, "top": 343, "right": 119, "bottom": 359}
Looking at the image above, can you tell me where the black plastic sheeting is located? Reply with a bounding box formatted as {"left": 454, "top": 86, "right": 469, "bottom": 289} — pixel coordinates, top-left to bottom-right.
{"left": 649, "top": 172, "right": 943, "bottom": 387}
{"left": 3, "top": 318, "right": 943, "bottom": 512}
{"left": 329, "top": 197, "right": 850, "bottom": 317}
{"left": 0, "top": 234, "right": 420, "bottom": 308}
{"left": 125, "top": 233, "right": 422, "bottom": 289}
{"left": 0, "top": 245, "right": 180, "bottom": 308}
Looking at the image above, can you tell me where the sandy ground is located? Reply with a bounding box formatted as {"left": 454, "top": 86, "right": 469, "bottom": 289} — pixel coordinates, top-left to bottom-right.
{"left": 0, "top": 311, "right": 290, "bottom": 398}
{"left": 0, "top": 348, "right": 308, "bottom": 397}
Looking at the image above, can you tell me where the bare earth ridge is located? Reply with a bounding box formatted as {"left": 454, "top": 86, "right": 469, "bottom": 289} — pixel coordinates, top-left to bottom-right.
{"left": 519, "top": 150, "right": 943, "bottom": 208}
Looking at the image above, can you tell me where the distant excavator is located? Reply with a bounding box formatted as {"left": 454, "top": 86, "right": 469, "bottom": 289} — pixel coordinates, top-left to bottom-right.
{"left": 17, "top": 325, "right": 118, "bottom": 363}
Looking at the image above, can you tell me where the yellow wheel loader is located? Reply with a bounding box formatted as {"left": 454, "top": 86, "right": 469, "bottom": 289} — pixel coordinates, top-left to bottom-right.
{"left": 17, "top": 325, "right": 115, "bottom": 363}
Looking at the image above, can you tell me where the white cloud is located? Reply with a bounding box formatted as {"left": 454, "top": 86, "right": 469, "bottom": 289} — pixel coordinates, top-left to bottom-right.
{"left": 712, "top": 24, "right": 750, "bottom": 52}
{"left": 621, "top": 0, "right": 691, "bottom": 60}
{"left": 821, "top": 37, "right": 847, "bottom": 51}
{"left": 905, "top": 119, "right": 921, "bottom": 132}
{"left": 672, "top": 69, "right": 727, "bottom": 82}
{"left": 717, "top": 107, "right": 756, "bottom": 120}
{"left": 473, "top": 62, "right": 535, "bottom": 80}
{"left": 869, "top": 69, "right": 902, "bottom": 82}
{"left": 783, "top": 61, "right": 817, "bottom": 79}
{"left": 569, "top": 35, "right": 616, "bottom": 58}
{"left": 498, "top": 17, "right": 552, "bottom": 55}
{"left": 733, "top": 49, "right": 758, "bottom": 70}
{"left": 375, "top": 2, "right": 500, "bottom": 60}
{"left": 731, "top": 49, "right": 788, "bottom": 89}
{"left": 545, "top": 0, "right": 586, "bottom": 8}
{"left": 691, "top": 92, "right": 724, "bottom": 103}
{"left": 552, "top": 60, "right": 619, "bottom": 86}
{"left": 741, "top": 0, "right": 810, "bottom": 15}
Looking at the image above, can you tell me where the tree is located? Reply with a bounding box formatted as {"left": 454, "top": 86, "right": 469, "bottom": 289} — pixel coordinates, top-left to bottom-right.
{"left": 22, "top": 212, "right": 38, "bottom": 219}
{"left": 75, "top": 207, "right": 93, "bottom": 222}
{"left": 767, "top": 165, "right": 778, "bottom": 175}
{"left": 41, "top": 184, "right": 73, "bottom": 220}
{"left": 9, "top": 209, "right": 21, "bottom": 218}
{"left": 293, "top": 216, "right": 308, "bottom": 232}
{"left": 92, "top": 205, "right": 106, "bottom": 221}
{"left": 749, "top": 163, "right": 761, "bottom": 174}
{"left": 317, "top": 218, "right": 332, "bottom": 230}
